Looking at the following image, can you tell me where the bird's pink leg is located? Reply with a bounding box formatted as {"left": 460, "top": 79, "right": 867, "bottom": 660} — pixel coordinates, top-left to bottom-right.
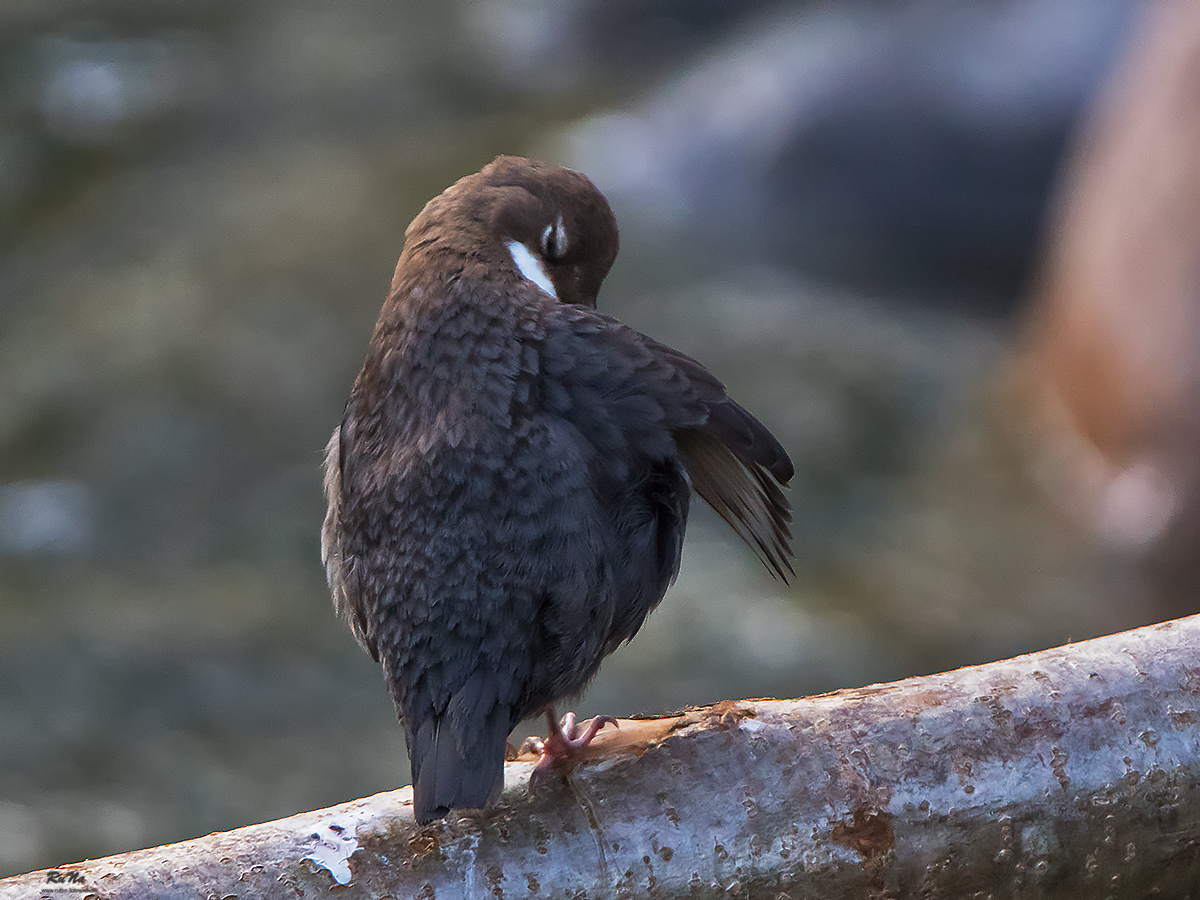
{"left": 521, "top": 706, "right": 618, "bottom": 792}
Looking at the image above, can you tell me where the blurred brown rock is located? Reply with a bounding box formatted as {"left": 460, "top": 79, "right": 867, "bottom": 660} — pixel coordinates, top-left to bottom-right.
{"left": 1020, "top": 0, "right": 1200, "bottom": 600}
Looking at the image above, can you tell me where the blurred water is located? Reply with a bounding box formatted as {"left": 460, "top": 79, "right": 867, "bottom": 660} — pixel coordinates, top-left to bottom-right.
{"left": 0, "top": 0, "right": 1160, "bottom": 878}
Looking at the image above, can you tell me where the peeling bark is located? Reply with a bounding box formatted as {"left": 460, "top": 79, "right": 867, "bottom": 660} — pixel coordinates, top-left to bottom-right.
{"left": 5, "top": 615, "right": 1200, "bottom": 898}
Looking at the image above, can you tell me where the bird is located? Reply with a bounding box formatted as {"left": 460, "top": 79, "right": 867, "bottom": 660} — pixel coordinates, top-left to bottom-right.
{"left": 321, "top": 155, "right": 794, "bottom": 824}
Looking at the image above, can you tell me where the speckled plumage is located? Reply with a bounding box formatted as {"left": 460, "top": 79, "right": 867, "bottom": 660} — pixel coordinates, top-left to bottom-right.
{"left": 322, "top": 156, "right": 793, "bottom": 823}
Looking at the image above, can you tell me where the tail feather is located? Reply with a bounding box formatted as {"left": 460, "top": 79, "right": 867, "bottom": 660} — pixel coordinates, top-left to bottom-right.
{"left": 408, "top": 690, "right": 511, "bottom": 824}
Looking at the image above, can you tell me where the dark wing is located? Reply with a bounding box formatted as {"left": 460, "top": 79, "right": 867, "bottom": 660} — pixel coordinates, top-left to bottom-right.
{"left": 544, "top": 305, "right": 795, "bottom": 581}
{"left": 649, "top": 340, "right": 794, "bottom": 582}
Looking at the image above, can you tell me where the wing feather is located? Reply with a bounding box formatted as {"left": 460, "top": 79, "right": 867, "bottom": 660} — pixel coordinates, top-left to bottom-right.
{"left": 322, "top": 420, "right": 376, "bottom": 660}
{"left": 546, "top": 305, "right": 795, "bottom": 580}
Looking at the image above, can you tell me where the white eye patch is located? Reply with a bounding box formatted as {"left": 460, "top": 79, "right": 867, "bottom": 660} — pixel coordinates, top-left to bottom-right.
{"left": 506, "top": 239, "right": 557, "bottom": 299}
{"left": 541, "top": 214, "right": 567, "bottom": 260}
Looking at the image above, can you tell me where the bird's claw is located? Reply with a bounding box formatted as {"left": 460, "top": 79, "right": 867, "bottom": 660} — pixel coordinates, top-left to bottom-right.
{"left": 526, "top": 710, "right": 619, "bottom": 794}
{"left": 557, "top": 712, "right": 619, "bottom": 748}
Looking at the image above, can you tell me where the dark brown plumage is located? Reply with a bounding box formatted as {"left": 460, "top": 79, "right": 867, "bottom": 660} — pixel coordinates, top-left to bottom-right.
{"left": 322, "top": 156, "right": 793, "bottom": 823}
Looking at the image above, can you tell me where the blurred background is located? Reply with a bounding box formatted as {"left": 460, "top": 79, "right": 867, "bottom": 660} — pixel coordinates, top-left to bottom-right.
{"left": 2, "top": 0, "right": 1197, "bottom": 877}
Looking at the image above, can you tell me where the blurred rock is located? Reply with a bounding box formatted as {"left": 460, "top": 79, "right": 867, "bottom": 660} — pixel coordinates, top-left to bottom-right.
{"left": 551, "top": 0, "right": 1136, "bottom": 301}
{"left": 0, "top": 479, "right": 93, "bottom": 555}
{"left": 1018, "top": 0, "right": 1200, "bottom": 606}
{"left": 0, "top": 132, "right": 38, "bottom": 220}
{"left": 462, "top": 0, "right": 783, "bottom": 93}
{"left": 33, "top": 33, "right": 220, "bottom": 145}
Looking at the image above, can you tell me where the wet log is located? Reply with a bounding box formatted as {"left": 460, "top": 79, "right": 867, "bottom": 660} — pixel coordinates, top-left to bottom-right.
{"left": 4, "top": 614, "right": 1200, "bottom": 898}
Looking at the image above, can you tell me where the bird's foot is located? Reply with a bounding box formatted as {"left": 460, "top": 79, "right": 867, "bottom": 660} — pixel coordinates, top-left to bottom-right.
{"left": 521, "top": 709, "right": 618, "bottom": 793}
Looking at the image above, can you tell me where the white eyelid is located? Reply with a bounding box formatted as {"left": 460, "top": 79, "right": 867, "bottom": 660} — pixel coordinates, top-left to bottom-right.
{"left": 506, "top": 239, "right": 557, "bottom": 299}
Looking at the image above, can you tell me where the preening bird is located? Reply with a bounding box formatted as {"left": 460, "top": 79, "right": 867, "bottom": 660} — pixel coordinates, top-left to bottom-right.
{"left": 322, "top": 156, "right": 794, "bottom": 824}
